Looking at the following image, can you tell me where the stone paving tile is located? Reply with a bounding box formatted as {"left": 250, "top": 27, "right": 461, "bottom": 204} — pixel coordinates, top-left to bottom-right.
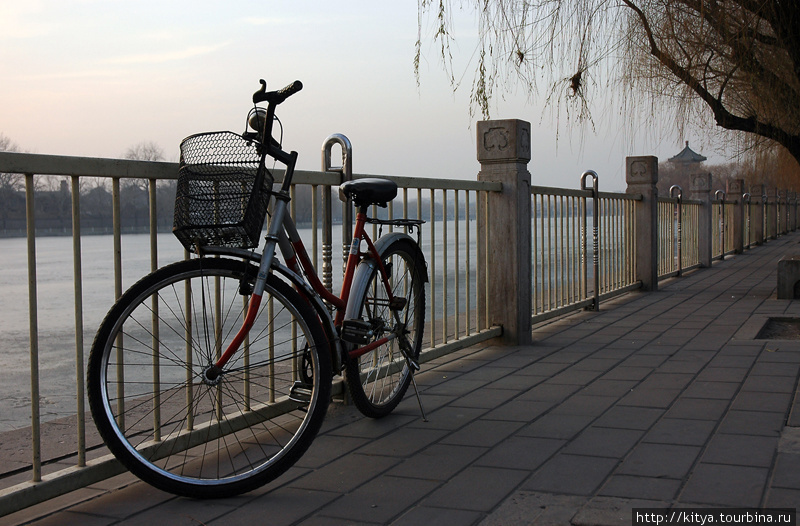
{"left": 730, "top": 391, "right": 793, "bottom": 413}
{"left": 522, "top": 453, "right": 619, "bottom": 496}
{"left": 636, "top": 373, "right": 695, "bottom": 390}
{"left": 518, "top": 413, "right": 596, "bottom": 440}
{"left": 293, "top": 435, "right": 369, "bottom": 469}
{"left": 439, "top": 419, "right": 525, "bottom": 448}
{"left": 315, "top": 475, "right": 440, "bottom": 524}
{"left": 356, "top": 426, "right": 448, "bottom": 458}
{"left": 700, "top": 434, "right": 779, "bottom": 467}
{"left": 548, "top": 394, "right": 619, "bottom": 417}
{"left": 517, "top": 381, "right": 582, "bottom": 403}
{"left": 770, "top": 452, "right": 800, "bottom": 489}
{"left": 681, "top": 380, "right": 742, "bottom": 400}
{"left": 475, "top": 436, "right": 565, "bottom": 470}
{"left": 679, "top": 463, "right": 769, "bottom": 507}
{"left": 10, "top": 511, "right": 113, "bottom": 526}
{"left": 423, "top": 466, "right": 529, "bottom": 512}
{"left": 593, "top": 406, "right": 663, "bottom": 431}
{"left": 288, "top": 453, "right": 400, "bottom": 493}
{"left": 642, "top": 418, "right": 717, "bottom": 446}
{"left": 717, "top": 409, "right": 786, "bottom": 436}
{"left": 695, "top": 367, "right": 750, "bottom": 383}
{"left": 616, "top": 443, "right": 701, "bottom": 479}
{"left": 406, "top": 404, "right": 487, "bottom": 431}
{"left": 598, "top": 475, "right": 682, "bottom": 501}
{"left": 563, "top": 427, "right": 645, "bottom": 459}
{"left": 212, "top": 487, "right": 339, "bottom": 526}
{"left": 110, "top": 496, "right": 242, "bottom": 526}
{"left": 485, "top": 374, "right": 549, "bottom": 391}
{"left": 579, "top": 379, "right": 639, "bottom": 398}
{"left": 390, "top": 505, "right": 483, "bottom": 526}
{"left": 664, "top": 397, "right": 729, "bottom": 421}
{"left": 387, "top": 443, "right": 487, "bottom": 481}
{"left": 742, "top": 375, "right": 798, "bottom": 393}
{"left": 444, "top": 388, "right": 519, "bottom": 411}
{"left": 619, "top": 388, "right": 682, "bottom": 409}
{"left": 601, "top": 366, "right": 653, "bottom": 381}
{"left": 421, "top": 377, "right": 492, "bottom": 397}
{"left": 764, "top": 489, "right": 800, "bottom": 513}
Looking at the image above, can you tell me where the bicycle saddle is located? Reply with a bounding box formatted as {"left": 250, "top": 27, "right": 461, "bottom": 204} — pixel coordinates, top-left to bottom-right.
{"left": 339, "top": 178, "right": 398, "bottom": 208}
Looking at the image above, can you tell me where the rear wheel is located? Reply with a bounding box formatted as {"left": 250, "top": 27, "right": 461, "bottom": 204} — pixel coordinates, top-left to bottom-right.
{"left": 87, "top": 257, "right": 331, "bottom": 498}
{"left": 344, "top": 238, "right": 426, "bottom": 418}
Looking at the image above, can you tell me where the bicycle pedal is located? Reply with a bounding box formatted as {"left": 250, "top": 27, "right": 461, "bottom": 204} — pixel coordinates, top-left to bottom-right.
{"left": 341, "top": 319, "right": 373, "bottom": 345}
{"left": 289, "top": 381, "right": 312, "bottom": 404}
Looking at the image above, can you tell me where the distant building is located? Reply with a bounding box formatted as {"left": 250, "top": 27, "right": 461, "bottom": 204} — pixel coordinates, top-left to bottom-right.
{"left": 668, "top": 141, "right": 707, "bottom": 165}
{"left": 657, "top": 142, "right": 708, "bottom": 195}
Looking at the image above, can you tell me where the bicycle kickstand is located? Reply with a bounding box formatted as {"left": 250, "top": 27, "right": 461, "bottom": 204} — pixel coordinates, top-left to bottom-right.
{"left": 409, "top": 371, "right": 428, "bottom": 422}
{"left": 398, "top": 329, "right": 428, "bottom": 422}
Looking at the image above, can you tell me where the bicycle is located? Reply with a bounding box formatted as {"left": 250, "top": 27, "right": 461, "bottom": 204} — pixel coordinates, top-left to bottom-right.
{"left": 87, "top": 79, "right": 428, "bottom": 499}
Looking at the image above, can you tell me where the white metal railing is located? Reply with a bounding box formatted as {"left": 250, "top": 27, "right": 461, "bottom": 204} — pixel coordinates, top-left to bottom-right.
{"left": 712, "top": 195, "right": 736, "bottom": 259}
{"left": 0, "top": 149, "right": 502, "bottom": 515}
{"left": 8, "top": 146, "right": 797, "bottom": 514}
{"left": 530, "top": 176, "right": 640, "bottom": 323}
{"left": 658, "top": 193, "right": 702, "bottom": 279}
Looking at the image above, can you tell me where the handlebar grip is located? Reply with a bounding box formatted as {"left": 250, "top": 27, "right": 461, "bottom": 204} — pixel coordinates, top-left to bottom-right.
{"left": 253, "top": 79, "right": 303, "bottom": 104}
{"left": 277, "top": 80, "right": 303, "bottom": 100}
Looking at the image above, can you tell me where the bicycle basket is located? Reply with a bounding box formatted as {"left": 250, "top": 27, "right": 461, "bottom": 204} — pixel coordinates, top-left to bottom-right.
{"left": 173, "top": 131, "right": 272, "bottom": 253}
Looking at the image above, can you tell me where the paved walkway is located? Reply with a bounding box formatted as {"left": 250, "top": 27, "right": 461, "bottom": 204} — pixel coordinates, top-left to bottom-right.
{"left": 6, "top": 235, "right": 800, "bottom": 526}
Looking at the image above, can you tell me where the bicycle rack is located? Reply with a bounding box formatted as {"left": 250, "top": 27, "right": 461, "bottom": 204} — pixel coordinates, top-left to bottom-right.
{"left": 670, "top": 185, "right": 683, "bottom": 276}
{"left": 321, "top": 134, "right": 353, "bottom": 292}
{"left": 580, "top": 170, "right": 599, "bottom": 311}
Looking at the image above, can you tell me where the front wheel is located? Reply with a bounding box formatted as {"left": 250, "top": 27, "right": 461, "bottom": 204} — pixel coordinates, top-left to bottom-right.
{"left": 344, "top": 236, "right": 426, "bottom": 418}
{"left": 87, "top": 257, "right": 331, "bottom": 498}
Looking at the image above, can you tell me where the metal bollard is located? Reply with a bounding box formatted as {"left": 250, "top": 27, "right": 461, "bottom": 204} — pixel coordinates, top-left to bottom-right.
{"left": 321, "top": 134, "right": 353, "bottom": 292}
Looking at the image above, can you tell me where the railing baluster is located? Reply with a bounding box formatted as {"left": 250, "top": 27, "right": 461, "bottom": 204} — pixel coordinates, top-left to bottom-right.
{"left": 70, "top": 176, "right": 86, "bottom": 467}
{"left": 454, "top": 190, "right": 460, "bottom": 340}
{"left": 466, "top": 190, "right": 472, "bottom": 336}
{"left": 112, "top": 178, "right": 124, "bottom": 430}
{"left": 442, "top": 189, "right": 448, "bottom": 345}
{"left": 25, "top": 173, "right": 41, "bottom": 483}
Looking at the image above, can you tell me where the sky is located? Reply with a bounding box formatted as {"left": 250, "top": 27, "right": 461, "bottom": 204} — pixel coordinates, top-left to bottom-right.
{"left": 0, "top": 0, "right": 718, "bottom": 191}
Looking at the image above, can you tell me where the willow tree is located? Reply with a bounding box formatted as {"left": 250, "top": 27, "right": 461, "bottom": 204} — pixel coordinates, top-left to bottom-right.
{"left": 417, "top": 0, "right": 800, "bottom": 166}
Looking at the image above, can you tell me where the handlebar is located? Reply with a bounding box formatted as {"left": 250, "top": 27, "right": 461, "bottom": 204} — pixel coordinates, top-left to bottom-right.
{"left": 253, "top": 79, "right": 303, "bottom": 105}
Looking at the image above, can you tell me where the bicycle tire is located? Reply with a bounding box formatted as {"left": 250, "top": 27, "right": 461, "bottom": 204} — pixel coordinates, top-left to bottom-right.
{"left": 344, "top": 236, "right": 426, "bottom": 418}
{"left": 87, "top": 257, "right": 331, "bottom": 498}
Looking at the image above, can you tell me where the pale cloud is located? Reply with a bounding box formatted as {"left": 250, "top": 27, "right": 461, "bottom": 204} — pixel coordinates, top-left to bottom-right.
{"left": 100, "top": 43, "right": 230, "bottom": 65}
{"left": 242, "top": 16, "right": 297, "bottom": 26}
{"left": 0, "top": 2, "right": 55, "bottom": 40}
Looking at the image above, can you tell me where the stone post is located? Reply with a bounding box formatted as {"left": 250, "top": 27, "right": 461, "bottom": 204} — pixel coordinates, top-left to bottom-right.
{"left": 691, "top": 173, "right": 713, "bottom": 267}
{"left": 476, "top": 119, "right": 532, "bottom": 345}
{"left": 752, "top": 184, "right": 765, "bottom": 245}
{"left": 728, "top": 179, "right": 745, "bottom": 254}
{"left": 626, "top": 156, "right": 659, "bottom": 291}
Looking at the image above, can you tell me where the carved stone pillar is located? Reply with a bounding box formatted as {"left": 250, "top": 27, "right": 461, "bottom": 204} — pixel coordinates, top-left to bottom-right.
{"left": 476, "top": 119, "right": 532, "bottom": 345}
{"left": 626, "top": 157, "right": 659, "bottom": 291}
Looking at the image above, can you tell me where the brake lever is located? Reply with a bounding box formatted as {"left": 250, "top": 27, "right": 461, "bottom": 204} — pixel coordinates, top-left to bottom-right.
{"left": 253, "top": 79, "right": 267, "bottom": 102}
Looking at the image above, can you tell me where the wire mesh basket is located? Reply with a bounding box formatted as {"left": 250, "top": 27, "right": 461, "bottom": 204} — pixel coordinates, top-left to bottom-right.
{"left": 173, "top": 131, "right": 272, "bottom": 253}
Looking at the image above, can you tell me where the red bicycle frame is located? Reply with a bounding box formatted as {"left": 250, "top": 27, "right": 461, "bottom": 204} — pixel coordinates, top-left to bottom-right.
{"left": 280, "top": 209, "right": 398, "bottom": 359}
